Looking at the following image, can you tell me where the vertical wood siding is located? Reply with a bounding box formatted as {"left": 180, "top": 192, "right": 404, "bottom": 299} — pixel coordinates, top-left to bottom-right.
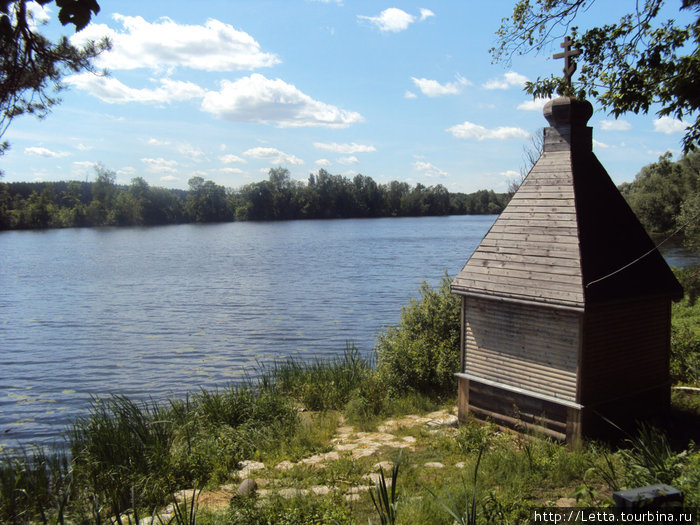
{"left": 464, "top": 296, "right": 580, "bottom": 401}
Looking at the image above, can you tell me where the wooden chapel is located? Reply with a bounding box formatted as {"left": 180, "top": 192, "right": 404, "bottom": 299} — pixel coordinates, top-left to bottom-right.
{"left": 450, "top": 49, "right": 683, "bottom": 443}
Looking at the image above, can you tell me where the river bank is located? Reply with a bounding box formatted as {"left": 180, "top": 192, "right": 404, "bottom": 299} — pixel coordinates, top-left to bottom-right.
{"left": 1, "top": 273, "right": 698, "bottom": 524}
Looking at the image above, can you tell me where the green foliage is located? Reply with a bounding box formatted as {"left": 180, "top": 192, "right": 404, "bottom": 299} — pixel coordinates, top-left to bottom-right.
{"left": 225, "top": 494, "right": 354, "bottom": 525}
{"left": 670, "top": 266, "right": 700, "bottom": 385}
{"left": 0, "top": 166, "right": 509, "bottom": 230}
{"left": 375, "top": 273, "right": 461, "bottom": 397}
{"left": 0, "top": 447, "right": 73, "bottom": 524}
{"left": 430, "top": 446, "right": 484, "bottom": 525}
{"left": 0, "top": 1, "right": 108, "bottom": 145}
{"left": 492, "top": 0, "right": 699, "bottom": 152}
{"left": 619, "top": 151, "right": 699, "bottom": 241}
{"left": 369, "top": 451, "right": 401, "bottom": 525}
{"left": 69, "top": 395, "right": 178, "bottom": 514}
{"left": 671, "top": 323, "right": 700, "bottom": 385}
{"left": 266, "top": 344, "right": 374, "bottom": 411}
{"left": 619, "top": 424, "right": 686, "bottom": 487}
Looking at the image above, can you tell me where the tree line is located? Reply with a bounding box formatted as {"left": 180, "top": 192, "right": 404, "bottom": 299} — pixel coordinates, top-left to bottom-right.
{"left": 619, "top": 150, "right": 699, "bottom": 250}
{"left": 0, "top": 167, "right": 510, "bottom": 230}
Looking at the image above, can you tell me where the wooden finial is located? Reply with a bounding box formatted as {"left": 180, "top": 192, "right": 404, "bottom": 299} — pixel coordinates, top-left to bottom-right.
{"left": 553, "top": 36, "right": 582, "bottom": 86}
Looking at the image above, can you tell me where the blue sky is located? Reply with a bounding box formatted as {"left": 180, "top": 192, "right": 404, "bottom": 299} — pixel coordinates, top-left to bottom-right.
{"left": 1, "top": 0, "right": 694, "bottom": 193}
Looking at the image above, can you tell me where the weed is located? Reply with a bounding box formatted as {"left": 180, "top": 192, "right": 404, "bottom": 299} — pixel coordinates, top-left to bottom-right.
{"left": 430, "top": 445, "right": 485, "bottom": 525}
{"left": 369, "top": 451, "right": 401, "bottom": 525}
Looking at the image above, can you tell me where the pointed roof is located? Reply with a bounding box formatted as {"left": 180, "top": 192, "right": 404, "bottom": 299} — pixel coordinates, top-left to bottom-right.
{"left": 451, "top": 97, "right": 682, "bottom": 310}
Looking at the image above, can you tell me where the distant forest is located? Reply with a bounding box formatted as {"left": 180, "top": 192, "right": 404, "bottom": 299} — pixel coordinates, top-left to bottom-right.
{"left": 2, "top": 151, "right": 697, "bottom": 245}
{"left": 0, "top": 167, "right": 510, "bottom": 230}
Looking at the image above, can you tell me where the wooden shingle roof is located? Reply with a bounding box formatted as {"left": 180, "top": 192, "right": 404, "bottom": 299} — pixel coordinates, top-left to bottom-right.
{"left": 451, "top": 97, "right": 682, "bottom": 310}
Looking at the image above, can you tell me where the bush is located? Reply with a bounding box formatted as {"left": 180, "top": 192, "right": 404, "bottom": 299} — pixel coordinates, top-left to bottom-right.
{"left": 671, "top": 324, "right": 700, "bottom": 385}
{"left": 375, "top": 273, "right": 460, "bottom": 398}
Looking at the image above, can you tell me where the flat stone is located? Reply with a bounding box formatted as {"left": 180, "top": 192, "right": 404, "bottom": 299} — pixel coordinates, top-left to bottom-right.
{"left": 455, "top": 462, "right": 467, "bottom": 469}
{"left": 311, "top": 485, "right": 332, "bottom": 495}
{"left": 557, "top": 497, "right": 577, "bottom": 507}
{"left": 275, "top": 460, "right": 296, "bottom": 470}
{"left": 373, "top": 461, "right": 394, "bottom": 470}
{"left": 363, "top": 472, "right": 393, "bottom": 485}
{"left": 426, "top": 414, "right": 459, "bottom": 428}
{"left": 278, "top": 488, "right": 309, "bottom": 499}
{"left": 345, "top": 493, "right": 360, "bottom": 502}
{"left": 402, "top": 436, "right": 417, "bottom": 443}
{"left": 347, "top": 486, "right": 370, "bottom": 494}
{"left": 335, "top": 443, "right": 358, "bottom": 451}
{"left": 424, "top": 462, "right": 445, "bottom": 469}
{"left": 300, "top": 451, "right": 339, "bottom": 466}
{"left": 172, "top": 488, "right": 198, "bottom": 503}
{"left": 352, "top": 447, "right": 377, "bottom": 459}
{"left": 387, "top": 441, "right": 412, "bottom": 449}
{"left": 238, "top": 460, "right": 265, "bottom": 478}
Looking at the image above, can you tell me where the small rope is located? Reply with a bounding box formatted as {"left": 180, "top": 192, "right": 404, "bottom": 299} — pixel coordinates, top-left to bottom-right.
{"left": 585, "top": 206, "right": 700, "bottom": 289}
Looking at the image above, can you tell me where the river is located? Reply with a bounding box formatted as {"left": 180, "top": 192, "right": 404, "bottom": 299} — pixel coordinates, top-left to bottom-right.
{"left": 0, "top": 215, "right": 697, "bottom": 448}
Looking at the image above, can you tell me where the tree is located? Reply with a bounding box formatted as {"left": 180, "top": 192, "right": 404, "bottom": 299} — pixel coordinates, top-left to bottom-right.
{"left": 492, "top": 0, "right": 699, "bottom": 151}
{"left": 0, "top": 1, "right": 108, "bottom": 151}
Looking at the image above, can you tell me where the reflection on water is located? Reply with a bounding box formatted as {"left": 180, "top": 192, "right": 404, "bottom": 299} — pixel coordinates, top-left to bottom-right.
{"left": 0, "top": 215, "right": 697, "bottom": 448}
{"left": 0, "top": 216, "right": 492, "bottom": 447}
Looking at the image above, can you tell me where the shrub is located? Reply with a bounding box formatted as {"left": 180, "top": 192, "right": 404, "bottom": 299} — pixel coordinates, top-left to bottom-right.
{"left": 671, "top": 324, "right": 700, "bottom": 385}
{"left": 375, "top": 273, "right": 460, "bottom": 398}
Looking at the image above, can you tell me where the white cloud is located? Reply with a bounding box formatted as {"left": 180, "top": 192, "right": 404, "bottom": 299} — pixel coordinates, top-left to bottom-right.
{"left": 314, "top": 142, "right": 376, "bottom": 154}
{"left": 72, "top": 15, "right": 280, "bottom": 72}
{"left": 419, "top": 8, "right": 435, "bottom": 21}
{"left": 160, "top": 175, "right": 179, "bottom": 182}
{"left": 243, "top": 147, "right": 304, "bottom": 166}
{"left": 220, "top": 167, "right": 244, "bottom": 174}
{"left": 517, "top": 97, "right": 551, "bottom": 111}
{"left": 404, "top": 90, "right": 417, "bottom": 99}
{"left": 414, "top": 161, "right": 448, "bottom": 178}
{"left": 25, "top": 146, "right": 70, "bottom": 158}
{"left": 219, "top": 154, "right": 246, "bottom": 164}
{"left": 447, "top": 121, "right": 530, "bottom": 141}
{"left": 338, "top": 155, "right": 359, "bottom": 165}
{"left": 117, "top": 166, "right": 136, "bottom": 176}
{"left": 201, "top": 74, "right": 363, "bottom": 128}
{"left": 142, "top": 157, "right": 178, "bottom": 174}
{"left": 500, "top": 169, "right": 520, "bottom": 179}
{"left": 653, "top": 116, "right": 690, "bottom": 134}
{"left": 593, "top": 139, "right": 611, "bottom": 149}
{"left": 358, "top": 8, "right": 416, "bottom": 32}
{"left": 177, "top": 143, "right": 205, "bottom": 160}
{"left": 411, "top": 75, "right": 470, "bottom": 97}
{"left": 148, "top": 138, "right": 170, "bottom": 146}
{"left": 75, "top": 143, "right": 92, "bottom": 151}
{"left": 66, "top": 74, "right": 205, "bottom": 104}
{"left": 315, "top": 158, "right": 331, "bottom": 167}
{"left": 72, "top": 161, "right": 99, "bottom": 178}
{"left": 26, "top": 1, "right": 51, "bottom": 27}
{"left": 600, "top": 120, "right": 632, "bottom": 131}
{"left": 483, "top": 71, "right": 528, "bottom": 90}
{"left": 73, "top": 161, "right": 97, "bottom": 169}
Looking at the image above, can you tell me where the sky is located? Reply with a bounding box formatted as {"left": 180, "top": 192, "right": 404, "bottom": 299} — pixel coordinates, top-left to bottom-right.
{"left": 1, "top": 0, "right": 695, "bottom": 194}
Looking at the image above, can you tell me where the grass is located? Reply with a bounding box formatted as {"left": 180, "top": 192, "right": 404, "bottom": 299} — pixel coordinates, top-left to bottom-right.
{"left": 1, "top": 278, "right": 699, "bottom": 523}
{"left": 1, "top": 384, "right": 698, "bottom": 523}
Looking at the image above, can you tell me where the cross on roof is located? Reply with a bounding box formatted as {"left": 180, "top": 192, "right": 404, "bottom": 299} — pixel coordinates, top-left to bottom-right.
{"left": 553, "top": 36, "right": 582, "bottom": 86}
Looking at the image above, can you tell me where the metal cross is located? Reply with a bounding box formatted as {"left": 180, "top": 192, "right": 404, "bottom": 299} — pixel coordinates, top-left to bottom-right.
{"left": 553, "top": 36, "right": 582, "bottom": 86}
